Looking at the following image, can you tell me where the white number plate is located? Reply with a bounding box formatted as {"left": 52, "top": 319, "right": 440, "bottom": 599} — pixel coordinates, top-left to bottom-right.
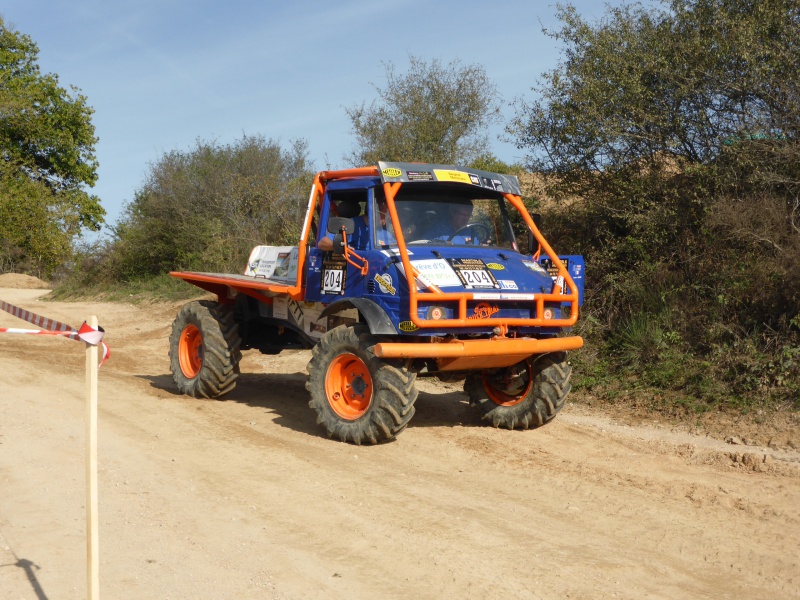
{"left": 323, "top": 268, "right": 344, "bottom": 294}
{"left": 461, "top": 269, "right": 495, "bottom": 288}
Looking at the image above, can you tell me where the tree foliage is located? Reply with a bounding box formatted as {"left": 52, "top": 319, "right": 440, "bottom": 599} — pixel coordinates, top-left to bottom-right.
{"left": 510, "top": 0, "right": 799, "bottom": 408}
{"left": 345, "top": 55, "right": 501, "bottom": 166}
{"left": 0, "top": 17, "right": 103, "bottom": 276}
{"left": 512, "top": 0, "right": 798, "bottom": 172}
{"left": 101, "top": 135, "right": 313, "bottom": 280}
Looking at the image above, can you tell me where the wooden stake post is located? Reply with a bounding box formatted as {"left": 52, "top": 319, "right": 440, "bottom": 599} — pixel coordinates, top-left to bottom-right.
{"left": 85, "top": 315, "right": 100, "bottom": 599}
{"left": 0, "top": 302, "right": 105, "bottom": 597}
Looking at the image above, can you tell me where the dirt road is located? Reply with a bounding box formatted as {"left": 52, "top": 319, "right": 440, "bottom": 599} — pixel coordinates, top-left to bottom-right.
{"left": 1, "top": 284, "right": 798, "bottom": 599}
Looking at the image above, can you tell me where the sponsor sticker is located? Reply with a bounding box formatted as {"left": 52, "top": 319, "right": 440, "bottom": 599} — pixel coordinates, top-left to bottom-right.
{"left": 374, "top": 273, "right": 396, "bottom": 295}
{"left": 467, "top": 302, "right": 499, "bottom": 320}
{"left": 288, "top": 298, "right": 305, "bottom": 329}
{"left": 486, "top": 262, "right": 505, "bottom": 271}
{"left": 498, "top": 279, "right": 518, "bottom": 290}
{"left": 398, "top": 320, "right": 419, "bottom": 332}
{"left": 382, "top": 167, "right": 402, "bottom": 178}
{"left": 406, "top": 170, "right": 433, "bottom": 181}
{"left": 396, "top": 259, "right": 461, "bottom": 288}
{"left": 447, "top": 258, "right": 499, "bottom": 289}
{"left": 273, "top": 297, "right": 288, "bottom": 320}
{"left": 433, "top": 169, "right": 472, "bottom": 185}
{"left": 472, "top": 292, "right": 535, "bottom": 300}
{"left": 522, "top": 260, "right": 549, "bottom": 275}
{"left": 540, "top": 258, "right": 570, "bottom": 293}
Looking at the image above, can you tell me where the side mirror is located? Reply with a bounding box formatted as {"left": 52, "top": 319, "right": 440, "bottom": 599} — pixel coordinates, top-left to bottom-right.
{"left": 332, "top": 233, "right": 345, "bottom": 254}
{"left": 327, "top": 217, "right": 355, "bottom": 255}
{"left": 327, "top": 217, "right": 355, "bottom": 235}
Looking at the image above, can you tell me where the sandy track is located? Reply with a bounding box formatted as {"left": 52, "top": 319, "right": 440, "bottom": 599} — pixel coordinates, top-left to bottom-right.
{"left": 1, "top": 287, "right": 798, "bottom": 599}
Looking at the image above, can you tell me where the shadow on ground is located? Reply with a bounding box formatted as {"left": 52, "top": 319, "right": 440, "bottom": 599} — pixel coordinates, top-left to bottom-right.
{"left": 141, "top": 371, "right": 484, "bottom": 441}
{"left": 0, "top": 555, "right": 49, "bottom": 600}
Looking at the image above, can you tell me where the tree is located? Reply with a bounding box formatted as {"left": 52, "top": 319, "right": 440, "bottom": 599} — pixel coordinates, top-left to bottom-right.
{"left": 510, "top": 1, "right": 799, "bottom": 174}
{"left": 508, "top": 1, "right": 799, "bottom": 407}
{"left": 107, "top": 135, "right": 314, "bottom": 280}
{"left": 0, "top": 18, "right": 104, "bottom": 276}
{"left": 345, "top": 55, "right": 501, "bottom": 166}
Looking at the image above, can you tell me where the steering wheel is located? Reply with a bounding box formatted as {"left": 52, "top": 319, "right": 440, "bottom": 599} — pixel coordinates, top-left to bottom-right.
{"left": 448, "top": 223, "right": 491, "bottom": 244}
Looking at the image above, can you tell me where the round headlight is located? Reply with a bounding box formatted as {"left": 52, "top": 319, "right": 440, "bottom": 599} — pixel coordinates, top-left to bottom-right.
{"left": 427, "top": 306, "right": 445, "bottom": 320}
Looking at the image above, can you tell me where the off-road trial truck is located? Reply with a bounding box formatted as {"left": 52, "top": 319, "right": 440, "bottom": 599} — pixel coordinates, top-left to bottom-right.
{"left": 169, "top": 161, "right": 584, "bottom": 444}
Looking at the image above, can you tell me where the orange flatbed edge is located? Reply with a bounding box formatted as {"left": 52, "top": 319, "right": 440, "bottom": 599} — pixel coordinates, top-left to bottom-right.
{"left": 170, "top": 271, "right": 300, "bottom": 300}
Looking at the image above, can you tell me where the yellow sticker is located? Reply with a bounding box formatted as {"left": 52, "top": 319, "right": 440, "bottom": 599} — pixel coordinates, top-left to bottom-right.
{"left": 486, "top": 262, "right": 505, "bottom": 270}
{"left": 433, "top": 169, "right": 472, "bottom": 184}
{"left": 382, "top": 167, "right": 402, "bottom": 178}
{"left": 398, "top": 321, "right": 419, "bottom": 332}
{"left": 374, "top": 273, "right": 396, "bottom": 295}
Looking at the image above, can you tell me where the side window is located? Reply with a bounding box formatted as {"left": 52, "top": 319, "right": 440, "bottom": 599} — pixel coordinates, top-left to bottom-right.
{"left": 308, "top": 201, "right": 320, "bottom": 247}
{"left": 322, "top": 191, "right": 368, "bottom": 249}
{"left": 370, "top": 188, "right": 396, "bottom": 247}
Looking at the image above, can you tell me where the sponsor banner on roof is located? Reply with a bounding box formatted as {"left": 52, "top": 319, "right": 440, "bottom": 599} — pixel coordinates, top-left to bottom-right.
{"left": 378, "top": 161, "right": 521, "bottom": 196}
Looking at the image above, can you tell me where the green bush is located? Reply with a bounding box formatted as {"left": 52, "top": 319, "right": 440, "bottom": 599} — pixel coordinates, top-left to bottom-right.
{"left": 514, "top": 0, "right": 799, "bottom": 415}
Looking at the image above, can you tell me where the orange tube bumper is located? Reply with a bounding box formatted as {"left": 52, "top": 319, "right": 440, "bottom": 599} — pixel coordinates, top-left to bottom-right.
{"left": 373, "top": 336, "right": 584, "bottom": 371}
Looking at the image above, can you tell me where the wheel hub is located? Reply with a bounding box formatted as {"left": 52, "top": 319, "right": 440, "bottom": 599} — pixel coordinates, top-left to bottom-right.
{"left": 484, "top": 361, "right": 533, "bottom": 406}
{"left": 179, "top": 324, "right": 204, "bottom": 378}
{"left": 349, "top": 373, "right": 368, "bottom": 397}
{"left": 325, "top": 352, "right": 373, "bottom": 420}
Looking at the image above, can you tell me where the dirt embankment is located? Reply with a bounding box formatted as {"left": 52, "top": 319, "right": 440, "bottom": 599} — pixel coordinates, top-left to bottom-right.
{"left": 0, "top": 286, "right": 798, "bottom": 599}
{"left": 0, "top": 273, "right": 50, "bottom": 289}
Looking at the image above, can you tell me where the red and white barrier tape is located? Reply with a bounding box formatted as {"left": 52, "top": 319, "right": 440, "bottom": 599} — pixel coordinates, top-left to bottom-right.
{"left": 0, "top": 300, "right": 110, "bottom": 367}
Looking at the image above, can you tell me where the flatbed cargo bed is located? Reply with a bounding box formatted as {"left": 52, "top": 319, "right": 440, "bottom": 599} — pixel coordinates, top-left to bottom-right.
{"left": 171, "top": 271, "right": 299, "bottom": 300}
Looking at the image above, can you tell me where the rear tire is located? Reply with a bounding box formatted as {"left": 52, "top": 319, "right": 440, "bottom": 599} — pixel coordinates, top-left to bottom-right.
{"left": 465, "top": 352, "right": 571, "bottom": 429}
{"left": 169, "top": 300, "right": 242, "bottom": 398}
{"left": 306, "top": 324, "right": 417, "bottom": 444}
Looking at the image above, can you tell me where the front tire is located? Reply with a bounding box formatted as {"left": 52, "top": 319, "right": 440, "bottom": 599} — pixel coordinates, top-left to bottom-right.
{"left": 465, "top": 352, "right": 572, "bottom": 429}
{"left": 169, "top": 300, "right": 242, "bottom": 398}
{"left": 306, "top": 324, "right": 417, "bottom": 444}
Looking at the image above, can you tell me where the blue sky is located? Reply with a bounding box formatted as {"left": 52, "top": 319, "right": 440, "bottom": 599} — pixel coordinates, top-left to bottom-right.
{"left": 4, "top": 0, "right": 614, "bottom": 233}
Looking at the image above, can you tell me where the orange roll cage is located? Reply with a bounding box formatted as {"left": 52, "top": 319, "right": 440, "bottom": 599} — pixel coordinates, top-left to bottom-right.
{"left": 178, "top": 166, "right": 581, "bottom": 341}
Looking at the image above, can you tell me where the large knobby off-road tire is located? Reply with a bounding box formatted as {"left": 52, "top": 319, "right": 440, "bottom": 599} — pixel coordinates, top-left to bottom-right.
{"left": 465, "top": 352, "right": 572, "bottom": 429}
{"left": 169, "top": 300, "right": 242, "bottom": 398}
{"left": 306, "top": 324, "right": 417, "bottom": 445}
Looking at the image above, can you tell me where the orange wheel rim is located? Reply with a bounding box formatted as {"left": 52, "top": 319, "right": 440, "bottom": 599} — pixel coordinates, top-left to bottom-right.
{"left": 483, "top": 363, "right": 533, "bottom": 407}
{"left": 179, "top": 324, "right": 204, "bottom": 378}
{"left": 325, "top": 353, "right": 373, "bottom": 419}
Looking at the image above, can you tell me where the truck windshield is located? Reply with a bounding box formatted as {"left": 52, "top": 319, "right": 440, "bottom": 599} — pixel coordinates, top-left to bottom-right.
{"left": 379, "top": 194, "right": 519, "bottom": 251}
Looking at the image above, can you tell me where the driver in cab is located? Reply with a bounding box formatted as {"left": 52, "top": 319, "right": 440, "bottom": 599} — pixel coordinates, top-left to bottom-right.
{"left": 421, "top": 200, "right": 475, "bottom": 243}
{"left": 318, "top": 197, "right": 394, "bottom": 251}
